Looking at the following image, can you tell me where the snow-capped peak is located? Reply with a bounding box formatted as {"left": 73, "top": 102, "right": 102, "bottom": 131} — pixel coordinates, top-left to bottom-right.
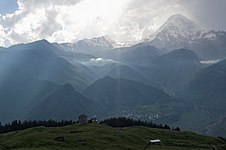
{"left": 158, "top": 14, "right": 200, "bottom": 34}
{"left": 142, "top": 14, "right": 203, "bottom": 49}
{"left": 93, "top": 35, "right": 128, "bottom": 48}
{"left": 55, "top": 36, "right": 116, "bottom": 53}
{"left": 75, "top": 36, "right": 113, "bottom": 49}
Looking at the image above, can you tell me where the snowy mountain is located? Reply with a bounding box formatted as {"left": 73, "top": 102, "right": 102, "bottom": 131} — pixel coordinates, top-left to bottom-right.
{"left": 74, "top": 36, "right": 113, "bottom": 49}
{"left": 142, "top": 14, "right": 226, "bottom": 59}
{"left": 143, "top": 14, "right": 201, "bottom": 50}
{"left": 55, "top": 36, "right": 114, "bottom": 54}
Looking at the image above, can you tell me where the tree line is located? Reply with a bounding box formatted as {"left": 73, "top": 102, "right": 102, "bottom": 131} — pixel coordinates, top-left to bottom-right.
{"left": 0, "top": 120, "right": 75, "bottom": 134}
{"left": 100, "top": 117, "right": 180, "bottom": 131}
{"left": 0, "top": 117, "right": 180, "bottom": 134}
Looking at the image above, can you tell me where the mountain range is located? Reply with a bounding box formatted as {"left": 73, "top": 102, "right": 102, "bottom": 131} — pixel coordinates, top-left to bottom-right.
{"left": 0, "top": 14, "right": 226, "bottom": 137}
{"left": 53, "top": 14, "right": 226, "bottom": 60}
{"left": 0, "top": 39, "right": 95, "bottom": 92}
{"left": 142, "top": 14, "right": 226, "bottom": 59}
{"left": 54, "top": 36, "right": 114, "bottom": 54}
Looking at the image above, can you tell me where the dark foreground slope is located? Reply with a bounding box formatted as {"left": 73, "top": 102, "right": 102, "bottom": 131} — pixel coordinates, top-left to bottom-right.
{"left": 0, "top": 123, "right": 225, "bottom": 150}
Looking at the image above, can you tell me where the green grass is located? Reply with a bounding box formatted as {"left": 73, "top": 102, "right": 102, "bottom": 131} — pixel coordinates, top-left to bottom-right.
{"left": 0, "top": 123, "right": 225, "bottom": 150}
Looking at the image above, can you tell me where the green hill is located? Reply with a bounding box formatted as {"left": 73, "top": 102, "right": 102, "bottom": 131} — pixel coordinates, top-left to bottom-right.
{"left": 0, "top": 123, "right": 225, "bottom": 150}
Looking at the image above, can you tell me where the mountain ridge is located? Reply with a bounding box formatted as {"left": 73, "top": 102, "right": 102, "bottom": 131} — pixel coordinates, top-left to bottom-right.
{"left": 83, "top": 76, "right": 171, "bottom": 113}
{"left": 27, "top": 83, "right": 103, "bottom": 120}
{"left": 141, "top": 14, "right": 226, "bottom": 59}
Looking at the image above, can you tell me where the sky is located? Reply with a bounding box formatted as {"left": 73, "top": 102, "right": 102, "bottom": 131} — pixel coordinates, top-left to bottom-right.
{"left": 0, "top": 0, "right": 226, "bottom": 47}
{"left": 0, "top": 0, "right": 18, "bottom": 14}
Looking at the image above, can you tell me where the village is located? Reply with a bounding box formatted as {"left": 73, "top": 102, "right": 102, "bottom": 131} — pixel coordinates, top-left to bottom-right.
{"left": 111, "top": 109, "right": 171, "bottom": 122}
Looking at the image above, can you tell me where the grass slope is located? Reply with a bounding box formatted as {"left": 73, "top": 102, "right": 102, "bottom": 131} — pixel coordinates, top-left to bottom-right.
{"left": 0, "top": 124, "right": 225, "bottom": 150}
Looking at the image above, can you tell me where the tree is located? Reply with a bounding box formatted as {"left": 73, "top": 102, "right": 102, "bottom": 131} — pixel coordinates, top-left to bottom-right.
{"left": 174, "top": 127, "right": 180, "bottom": 131}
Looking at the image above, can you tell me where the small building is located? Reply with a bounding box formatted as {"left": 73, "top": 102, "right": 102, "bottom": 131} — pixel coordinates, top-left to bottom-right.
{"left": 91, "top": 115, "right": 98, "bottom": 123}
{"left": 150, "top": 139, "right": 161, "bottom": 145}
{"left": 88, "top": 117, "right": 98, "bottom": 123}
{"left": 79, "top": 114, "right": 88, "bottom": 125}
{"left": 144, "top": 139, "right": 161, "bottom": 149}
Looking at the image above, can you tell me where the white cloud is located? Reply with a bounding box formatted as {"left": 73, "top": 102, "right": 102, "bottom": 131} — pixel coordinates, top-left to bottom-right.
{"left": 0, "top": 0, "right": 198, "bottom": 47}
{"left": 83, "top": 57, "right": 118, "bottom": 66}
{"left": 89, "top": 57, "right": 118, "bottom": 64}
{"left": 0, "top": 25, "right": 6, "bottom": 46}
{"left": 200, "top": 59, "right": 221, "bottom": 64}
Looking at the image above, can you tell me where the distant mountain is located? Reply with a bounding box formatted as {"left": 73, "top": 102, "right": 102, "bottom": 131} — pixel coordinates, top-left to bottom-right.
{"left": 53, "top": 47, "right": 96, "bottom": 63}
{"left": 153, "top": 48, "right": 200, "bottom": 62}
{"left": 90, "top": 45, "right": 136, "bottom": 60}
{"left": 0, "top": 39, "right": 95, "bottom": 92}
{"left": 53, "top": 42, "right": 121, "bottom": 79}
{"left": 136, "top": 49, "right": 204, "bottom": 94}
{"left": 143, "top": 14, "right": 200, "bottom": 50}
{"left": 55, "top": 36, "right": 113, "bottom": 54}
{"left": 179, "top": 59, "right": 226, "bottom": 113}
{"left": 142, "top": 14, "right": 226, "bottom": 59}
{"left": 28, "top": 84, "right": 103, "bottom": 120}
{"left": 0, "top": 74, "right": 59, "bottom": 123}
{"left": 87, "top": 45, "right": 162, "bottom": 67}
{"left": 117, "top": 45, "right": 162, "bottom": 65}
{"left": 107, "top": 65, "right": 158, "bottom": 87}
{"left": 85, "top": 58, "right": 120, "bottom": 79}
{"left": 83, "top": 76, "right": 170, "bottom": 113}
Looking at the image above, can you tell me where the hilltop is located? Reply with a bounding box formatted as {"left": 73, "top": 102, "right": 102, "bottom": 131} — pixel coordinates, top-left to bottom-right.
{"left": 0, "top": 123, "right": 225, "bottom": 150}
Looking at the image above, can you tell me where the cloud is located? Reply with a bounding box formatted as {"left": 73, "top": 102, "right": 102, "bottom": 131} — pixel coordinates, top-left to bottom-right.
{"left": 82, "top": 57, "right": 118, "bottom": 66}
{"left": 179, "top": 0, "right": 226, "bottom": 30}
{"left": 200, "top": 59, "right": 221, "bottom": 64}
{"left": 0, "top": 25, "right": 6, "bottom": 46}
{"left": 0, "top": 0, "right": 83, "bottom": 46}
{"left": 0, "top": 0, "right": 225, "bottom": 47}
{"left": 0, "top": 0, "right": 133, "bottom": 46}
